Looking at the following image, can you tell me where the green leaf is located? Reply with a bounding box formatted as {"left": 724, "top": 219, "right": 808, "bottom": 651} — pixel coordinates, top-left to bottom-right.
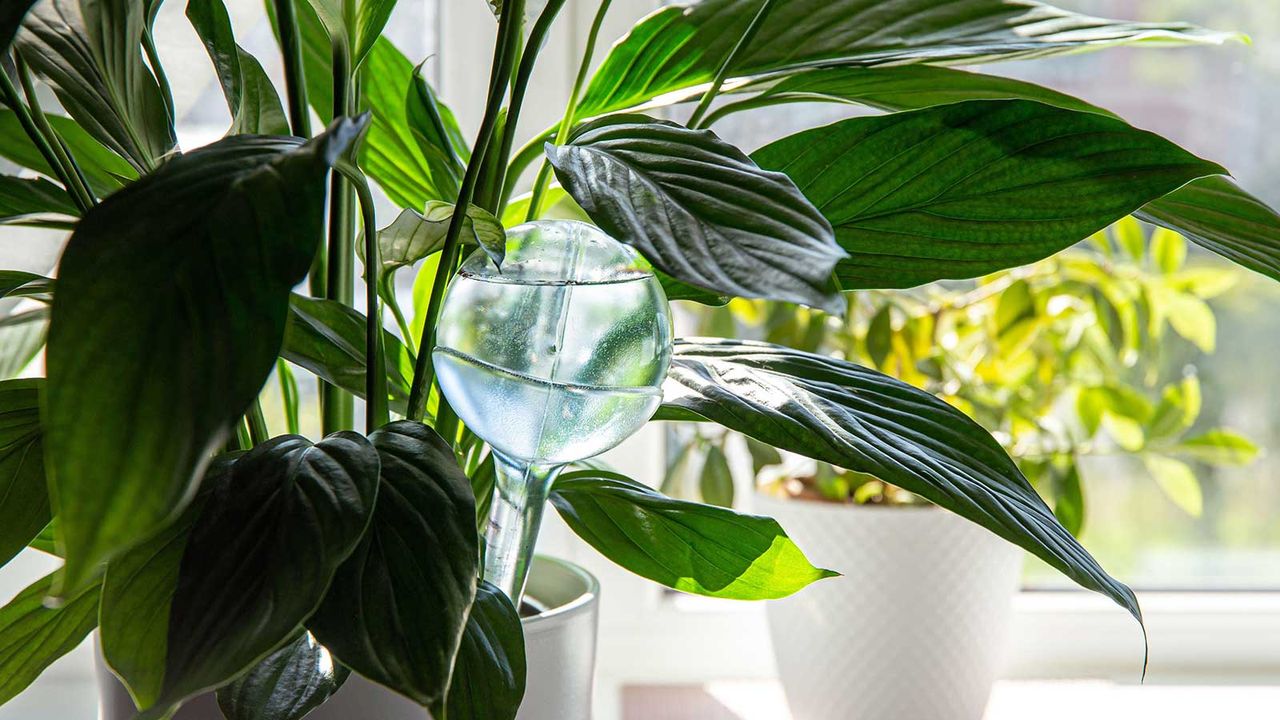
{"left": 1151, "top": 228, "right": 1187, "bottom": 274}
{"left": 132, "top": 433, "right": 379, "bottom": 717}
{"left": 187, "top": 0, "right": 290, "bottom": 136}
{"left": 405, "top": 62, "right": 467, "bottom": 195}
{"left": 1166, "top": 292, "right": 1215, "bottom": 353}
{"left": 17, "top": 0, "right": 176, "bottom": 172}
{"left": 655, "top": 270, "right": 730, "bottom": 306}
{"left": 309, "top": 421, "right": 478, "bottom": 715}
{"left": 0, "top": 110, "right": 137, "bottom": 195}
{"left": 547, "top": 115, "right": 845, "bottom": 312}
{"left": 444, "top": 580, "right": 526, "bottom": 720}
{"left": 0, "top": 308, "right": 48, "bottom": 379}
{"left": 578, "top": 0, "right": 1239, "bottom": 118}
{"left": 744, "top": 435, "right": 782, "bottom": 475}
{"left": 1051, "top": 460, "right": 1085, "bottom": 537}
{"left": 1173, "top": 429, "right": 1259, "bottom": 466}
{"left": 301, "top": 0, "right": 395, "bottom": 66}
{"left": 375, "top": 201, "right": 506, "bottom": 280}
{"left": 0, "top": 0, "right": 38, "bottom": 55}
{"left": 0, "top": 572, "right": 100, "bottom": 705}
{"left": 550, "top": 469, "right": 836, "bottom": 600}
{"left": 1148, "top": 376, "right": 1200, "bottom": 439}
{"left": 699, "top": 444, "right": 734, "bottom": 507}
{"left": 0, "top": 379, "right": 50, "bottom": 568}
{"left": 1137, "top": 176, "right": 1280, "bottom": 284}
{"left": 723, "top": 65, "right": 1115, "bottom": 119}
{"left": 290, "top": 2, "right": 461, "bottom": 207}
{"left": 45, "top": 119, "right": 366, "bottom": 596}
{"left": 658, "top": 338, "right": 1140, "bottom": 622}
{"left": 283, "top": 294, "right": 415, "bottom": 413}
{"left": 0, "top": 175, "right": 79, "bottom": 225}
{"left": 217, "top": 632, "right": 350, "bottom": 720}
{"left": 865, "top": 304, "right": 892, "bottom": 369}
{"left": 0, "top": 270, "right": 51, "bottom": 301}
{"left": 752, "top": 100, "right": 1223, "bottom": 289}
{"left": 1113, "top": 216, "right": 1146, "bottom": 262}
{"left": 1142, "top": 454, "right": 1202, "bottom": 516}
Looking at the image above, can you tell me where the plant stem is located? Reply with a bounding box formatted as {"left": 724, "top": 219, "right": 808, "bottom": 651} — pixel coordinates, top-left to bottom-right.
{"left": 142, "top": 29, "right": 176, "bottom": 124}
{"left": 482, "top": 0, "right": 568, "bottom": 214}
{"left": 686, "top": 0, "right": 777, "bottom": 129}
{"left": 277, "top": 359, "right": 301, "bottom": 435}
{"left": 273, "top": 0, "right": 313, "bottom": 138}
{"left": 321, "top": 46, "right": 355, "bottom": 434}
{"left": 503, "top": 125, "right": 555, "bottom": 211}
{"left": 355, "top": 177, "right": 389, "bottom": 432}
{"left": 1, "top": 56, "right": 94, "bottom": 212}
{"left": 527, "top": 0, "right": 612, "bottom": 221}
{"left": 381, "top": 275, "right": 417, "bottom": 353}
{"left": 246, "top": 401, "right": 270, "bottom": 445}
{"left": 405, "top": 0, "right": 527, "bottom": 423}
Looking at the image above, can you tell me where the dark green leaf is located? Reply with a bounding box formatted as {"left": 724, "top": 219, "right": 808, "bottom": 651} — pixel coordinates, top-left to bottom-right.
{"left": 1052, "top": 460, "right": 1084, "bottom": 536}
{"left": 0, "top": 379, "right": 50, "bottom": 568}
{"left": 217, "top": 632, "right": 350, "bottom": 720}
{"left": 0, "top": 0, "right": 37, "bottom": 55}
{"left": 374, "top": 202, "right": 506, "bottom": 280}
{"left": 0, "top": 270, "right": 51, "bottom": 301}
{"left": 579, "top": 0, "right": 1239, "bottom": 118}
{"left": 0, "top": 175, "right": 79, "bottom": 224}
{"left": 444, "top": 580, "right": 526, "bottom": 720}
{"left": 0, "top": 572, "right": 100, "bottom": 705}
{"left": 699, "top": 445, "right": 734, "bottom": 507}
{"left": 302, "top": 0, "right": 395, "bottom": 65}
{"left": 17, "top": 0, "right": 176, "bottom": 172}
{"left": 655, "top": 269, "right": 729, "bottom": 306}
{"left": 659, "top": 338, "right": 1140, "bottom": 623}
{"left": 753, "top": 100, "right": 1223, "bottom": 289}
{"left": 0, "top": 110, "right": 137, "bottom": 195}
{"left": 187, "top": 0, "right": 290, "bottom": 136}
{"left": 865, "top": 305, "right": 892, "bottom": 369}
{"left": 309, "top": 421, "right": 478, "bottom": 715}
{"left": 1137, "top": 176, "right": 1280, "bottom": 284}
{"left": 283, "top": 294, "right": 415, "bottom": 413}
{"left": 469, "top": 452, "right": 496, "bottom": 535}
{"left": 723, "top": 65, "right": 1115, "bottom": 119}
{"left": 45, "top": 119, "right": 366, "bottom": 595}
{"left": 0, "top": 308, "right": 48, "bottom": 379}
{"left": 134, "top": 433, "right": 379, "bottom": 717}
{"left": 547, "top": 115, "right": 845, "bottom": 312}
{"left": 744, "top": 436, "right": 781, "bottom": 475}
{"left": 551, "top": 469, "right": 836, "bottom": 599}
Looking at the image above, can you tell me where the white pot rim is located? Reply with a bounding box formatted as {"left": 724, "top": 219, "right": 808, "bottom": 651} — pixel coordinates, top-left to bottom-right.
{"left": 523, "top": 555, "right": 599, "bottom": 628}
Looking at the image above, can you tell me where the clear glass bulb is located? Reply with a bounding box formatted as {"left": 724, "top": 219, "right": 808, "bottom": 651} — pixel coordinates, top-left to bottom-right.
{"left": 433, "top": 220, "right": 673, "bottom": 602}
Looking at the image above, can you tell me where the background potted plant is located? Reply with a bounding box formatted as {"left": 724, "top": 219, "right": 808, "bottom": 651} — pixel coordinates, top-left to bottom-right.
{"left": 1, "top": 0, "right": 1279, "bottom": 719}
{"left": 668, "top": 219, "right": 1258, "bottom": 719}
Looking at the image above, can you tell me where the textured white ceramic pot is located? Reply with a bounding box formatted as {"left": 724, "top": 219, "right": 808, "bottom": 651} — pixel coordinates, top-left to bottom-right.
{"left": 97, "top": 556, "right": 599, "bottom": 720}
{"left": 755, "top": 493, "right": 1022, "bottom": 720}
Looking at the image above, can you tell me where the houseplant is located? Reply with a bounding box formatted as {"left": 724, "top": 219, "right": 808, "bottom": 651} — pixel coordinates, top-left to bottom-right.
{"left": 672, "top": 219, "right": 1257, "bottom": 718}
{"left": 1, "top": 0, "right": 1279, "bottom": 718}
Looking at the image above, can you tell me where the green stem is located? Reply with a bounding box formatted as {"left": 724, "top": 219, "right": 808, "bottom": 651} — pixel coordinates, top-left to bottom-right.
{"left": 699, "top": 94, "right": 793, "bottom": 128}
{"left": 527, "top": 0, "right": 612, "bottom": 220}
{"left": 382, "top": 275, "right": 417, "bottom": 354}
{"left": 483, "top": 0, "right": 568, "bottom": 214}
{"left": 321, "top": 46, "right": 355, "bottom": 434}
{"left": 686, "top": 0, "right": 777, "bottom": 129}
{"left": 354, "top": 176, "right": 389, "bottom": 431}
{"left": 246, "top": 401, "right": 270, "bottom": 446}
{"left": 272, "top": 0, "right": 313, "bottom": 137}
{"left": 277, "top": 359, "right": 301, "bottom": 435}
{"left": 234, "top": 419, "right": 253, "bottom": 451}
{"left": 503, "top": 125, "right": 556, "bottom": 212}
{"left": 3, "top": 56, "right": 94, "bottom": 212}
{"left": 405, "top": 0, "right": 528, "bottom": 423}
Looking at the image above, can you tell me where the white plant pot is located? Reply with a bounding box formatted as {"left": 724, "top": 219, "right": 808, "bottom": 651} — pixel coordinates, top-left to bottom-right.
{"left": 97, "top": 556, "right": 599, "bottom": 720}
{"left": 755, "top": 492, "right": 1022, "bottom": 720}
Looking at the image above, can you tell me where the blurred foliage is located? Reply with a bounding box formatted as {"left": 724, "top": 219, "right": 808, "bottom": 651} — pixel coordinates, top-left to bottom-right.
{"left": 664, "top": 219, "right": 1258, "bottom": 530}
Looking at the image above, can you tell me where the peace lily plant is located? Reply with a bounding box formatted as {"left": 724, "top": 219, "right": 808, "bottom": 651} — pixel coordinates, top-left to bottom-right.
{"left": 0, "top": 0, "right": 1277, "bottom": 718}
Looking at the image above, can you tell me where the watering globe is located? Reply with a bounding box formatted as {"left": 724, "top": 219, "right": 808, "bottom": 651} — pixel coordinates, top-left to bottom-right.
{"left": 433, "top": 220, "right": 673, "bottom": 603}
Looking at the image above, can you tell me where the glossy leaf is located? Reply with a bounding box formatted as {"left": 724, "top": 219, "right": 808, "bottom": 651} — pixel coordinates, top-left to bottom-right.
{"left": 130, "top": 434, "right": 379, "bottom": 717}
{"left": 302, "top": 0, "right": 396, "bottom": 65}
{"left": 283, "top": 294, "right": 415, "bottom": 413}
{"left": 579, "top": 0, "right": 1239, "bottom": 118}
{"left": 309, "top": 421, "right": 478, "bottom": 715}
{"left": 0, "top": 379, "right": 50, "bottom": 568}
{"left": 0, "top": 176, "right": 79, "bottom": 225}
{"left": 657, "top": 338, "right": 1141, "bottom": 623}
{"left": 722, "top": 65, "right": 1114, "bottom": 119}
{"left": 217, "top": 632, "right": 350, "bottom": 720}
{"left": 406, "top": 62, "right": 467, "bottom": 189}
{"left": 547, "top": 115, "right": 845, "bottom": 312}
{"left": 752, "top": 100, "right": 1223, "bottom": 289}
{"left": 0, "top": 271, "right": 51, "bottom": 301}
{"left": 45, "top": 120, "right": 365, "bottom": 595}
{"left": 187, "top": 0, "right": 290, "bottom": 136}
{"left": 444, "top": 581, "right": 526, "bottom": 720}
{"left": 0, "top": 0, "right": 37, "bottom": 54}
{"left": 375, "top": 201, "right": 505, "bottom": 281}
{"left": 551, "top": 469, "right": 836, "bottom": 600}
{"left": 17, "top": 0, "right": 176, "bottom": 172}
{"left": 0, "top": 572, "right": 100, "bottom": 705}
{"left": 1137, "top": 176, "right": 1280, "bottom": 284}
{"left": 0, "top": 110, "right": 137, "bottom": 195}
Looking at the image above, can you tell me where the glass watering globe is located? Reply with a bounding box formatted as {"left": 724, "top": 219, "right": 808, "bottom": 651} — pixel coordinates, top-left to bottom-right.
{"left": 433, "top": 220, "right": 673, "bottom": 603}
